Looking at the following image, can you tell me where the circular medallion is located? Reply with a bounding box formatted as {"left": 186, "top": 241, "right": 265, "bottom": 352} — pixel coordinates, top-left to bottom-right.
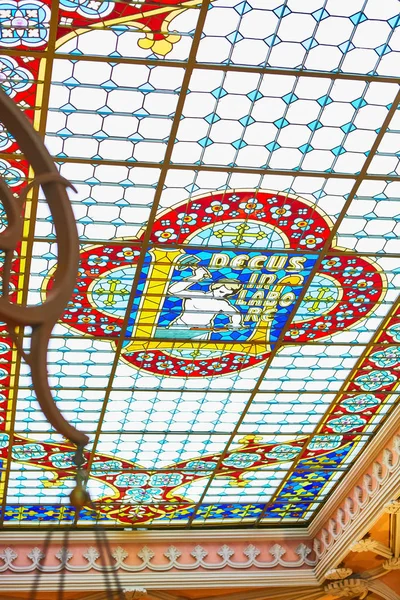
{"left": 48, "top": 190, "right": 385, "bottom": 377}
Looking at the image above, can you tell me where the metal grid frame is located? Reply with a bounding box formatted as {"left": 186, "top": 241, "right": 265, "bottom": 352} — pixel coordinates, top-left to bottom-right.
{"left": 0, "top": 0, "right": 399, "bottom": 528}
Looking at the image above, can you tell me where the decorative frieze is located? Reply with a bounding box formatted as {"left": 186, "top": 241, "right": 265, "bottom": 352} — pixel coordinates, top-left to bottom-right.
{"left": 0, "top": 543, "right": 316, "bottom": 574}
{"left": 314, "top": 433, "right": 400, "bottom": 566}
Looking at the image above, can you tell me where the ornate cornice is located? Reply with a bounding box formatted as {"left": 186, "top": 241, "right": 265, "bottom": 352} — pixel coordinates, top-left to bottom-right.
{"left": 310, "top": 406, "right": 400, "bottom": 537}
{"left": 0, "top": 431, "right": 399, "bottom": 590}
{"left": 0, "top": 537, "right": 321, "bottom": 590}
{"left": 324, "top": 579, "right": 368, "bottom": 599}
{"left": 385, "top": 501, "right": 400, "bottom": 515}
{"left": 314, "top": 431, "right": 400, "bottom": 579}
{"left": 324, "top": 567, "right": 353, "bottom": 581}
{"left": 0, "top": 570, "right": 319, "bottom": 591}
{"left": 350, "top": 538, "right": 393, "bottom": 559}
{"left": 0, "top": 542, "right": 317, "bottom": 574}
{"left": 0, "top": 428, "right": 399, "bottom": 591}
{"left": 0, "top": 529, "right": 308, "bottom": 543}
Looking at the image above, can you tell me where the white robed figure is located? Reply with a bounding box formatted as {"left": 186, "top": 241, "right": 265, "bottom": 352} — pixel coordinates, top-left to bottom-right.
{"left": 163, "top": 265, "right": 244, "bottom": 341}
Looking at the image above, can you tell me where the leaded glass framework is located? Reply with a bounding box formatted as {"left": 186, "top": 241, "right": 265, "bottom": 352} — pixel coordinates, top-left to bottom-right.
{"left": 0, "top": 0, "right": 399, "bottom": 528}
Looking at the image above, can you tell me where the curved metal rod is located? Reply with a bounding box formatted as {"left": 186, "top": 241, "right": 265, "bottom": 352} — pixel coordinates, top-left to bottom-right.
{"left": 0, "top": 87, "right": 89, "bottom": 446}
{"left": 0, "top": 175, "right": 22, "bottom": 251}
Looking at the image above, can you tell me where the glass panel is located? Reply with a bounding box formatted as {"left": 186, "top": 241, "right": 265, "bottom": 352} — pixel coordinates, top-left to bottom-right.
{"left": 0, "top": 0, "right": 398, "bottom": 528}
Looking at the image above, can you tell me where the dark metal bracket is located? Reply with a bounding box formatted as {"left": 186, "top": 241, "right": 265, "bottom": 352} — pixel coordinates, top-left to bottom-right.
{"left": 0, "top": 87, "right": 89, "bottom": 447}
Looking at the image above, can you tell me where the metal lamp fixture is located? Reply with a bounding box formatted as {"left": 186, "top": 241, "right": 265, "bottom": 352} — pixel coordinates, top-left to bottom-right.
{"left": 0, "top": 87, "right": 125, "bottom": 599}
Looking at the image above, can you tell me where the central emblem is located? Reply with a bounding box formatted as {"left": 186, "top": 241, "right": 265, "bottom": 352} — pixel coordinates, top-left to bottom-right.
{"left": 48, "top": 190, "right": 384, "bottom": 377}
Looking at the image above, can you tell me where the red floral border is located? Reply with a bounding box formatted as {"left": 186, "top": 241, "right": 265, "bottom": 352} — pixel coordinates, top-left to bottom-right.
{"left": 52, "top": 191, "right": 385, "bottom": 378}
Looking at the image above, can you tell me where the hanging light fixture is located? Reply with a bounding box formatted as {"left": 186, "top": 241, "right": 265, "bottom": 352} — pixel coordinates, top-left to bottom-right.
{"left": 0, "top": 87, "right": 125, "bottom": 599}
{"left": 0, "top": 86, "right": 88, "bottom": 447}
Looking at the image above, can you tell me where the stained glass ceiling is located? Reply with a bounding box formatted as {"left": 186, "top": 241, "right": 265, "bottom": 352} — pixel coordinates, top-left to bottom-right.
{"left": 0, "top": 0, "right": 399, "bottom": 529}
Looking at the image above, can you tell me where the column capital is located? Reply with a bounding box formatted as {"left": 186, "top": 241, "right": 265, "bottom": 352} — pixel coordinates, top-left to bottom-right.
{"left": 385, "top": 500, "right": 400, "bottom": 514}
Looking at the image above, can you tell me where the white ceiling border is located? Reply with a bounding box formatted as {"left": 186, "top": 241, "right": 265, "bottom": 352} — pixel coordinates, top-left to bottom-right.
{"left": 0, "top": 569, "right": 319, "bottom": 591}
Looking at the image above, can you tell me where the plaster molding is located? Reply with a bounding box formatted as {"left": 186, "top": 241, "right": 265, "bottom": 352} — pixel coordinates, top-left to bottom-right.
{"left": 310, "top": 407, "right": 400, "bottom": 537}
{"left": 314, "top": 432, "right": 400, "bottom": 579}
{"left": 385, "top": 501, "right": 400, "bottom": 515}
{"left": 0, "top": 429, "right": 397, "bottom": 591}
{"left": 350, "top": 538, "right": 392, "bottom": 559}
{"left": 0, "top": 542, "right": 317, "bottom": 574}
{"left": 382, "top": 557, "right": 400, "bottom": 571}
{"left": 0, "top": 529, "right": 308, "bottom": 543}
{"left": 0, "top": 570, "right": 319, "bottom": 591}
{"left": 367, "top": 581, "right": 400, "bottom": 600}
{"left": 324, "top": 579, "right": 368, "bottom": 599}
{"left": 324, "top": 567, "right": 353, "bottom": 581}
